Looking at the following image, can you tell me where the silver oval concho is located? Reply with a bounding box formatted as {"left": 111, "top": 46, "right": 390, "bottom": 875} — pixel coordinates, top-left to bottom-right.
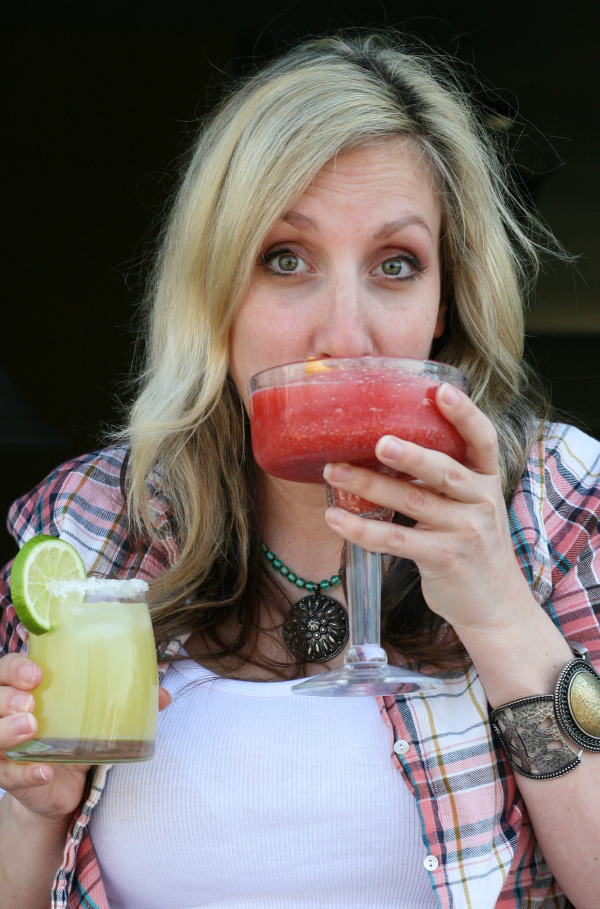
{"left": 555, "top": 658, "right": 600, "bottom": 752}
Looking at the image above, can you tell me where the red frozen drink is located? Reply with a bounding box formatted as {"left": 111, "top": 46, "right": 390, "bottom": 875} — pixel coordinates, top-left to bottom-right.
{"left": 250, "top": 366, "right": 466, "bottom": 484}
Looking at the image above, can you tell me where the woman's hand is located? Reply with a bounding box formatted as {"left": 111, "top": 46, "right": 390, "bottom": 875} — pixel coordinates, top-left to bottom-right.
{"left": 0, "top": 652, "right": 172, "bottom": 825}
{"left": 323, "top": 383, "right": 534, "bottom": 639}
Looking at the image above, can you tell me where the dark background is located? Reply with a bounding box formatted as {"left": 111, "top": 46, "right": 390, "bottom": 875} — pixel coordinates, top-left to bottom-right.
{"left": 2, "top": 1, "right": 599, "bottom": 565}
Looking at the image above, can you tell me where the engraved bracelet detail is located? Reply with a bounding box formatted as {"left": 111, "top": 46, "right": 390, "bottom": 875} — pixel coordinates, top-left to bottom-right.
{"left": 490, "top": 695, "right": 581, "bottom": 781}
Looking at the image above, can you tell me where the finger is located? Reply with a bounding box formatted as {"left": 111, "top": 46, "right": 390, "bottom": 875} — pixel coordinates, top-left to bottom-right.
{"left": 0, "top": 685, "right": 35, "bottom": 718}
{"left": 435, "top": 384, "right": 499, "bottom": 475}
{"left": 0, "top": 654, "right": 42, "bottom": 691}
{"left": 325, "top": 505, "right": 431, "bottom": 563}
{"left": 158, "top": 687, "right": 172, "bottom": 711}
{"left": 326, "top": 435, "right": 488, "bottom": 505}
{"left": 0, "top": 710, "right": 38, "bottom": 751}
{"left": 0, "top": 755, "right": 55, "bottom": 788}
{"left": 374, "top": 434, "right": 495, "bottom": 504}
{"left": 324, "top": 461, "right": 460, "bottom": 526}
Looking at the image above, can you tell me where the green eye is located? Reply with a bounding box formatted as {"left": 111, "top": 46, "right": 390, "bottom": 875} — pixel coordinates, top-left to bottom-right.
{"left": 382, "top": 259, "right": 404, "bottom": 276}
{"left": 277, "top": 254, "right": 299, "bottom": 272}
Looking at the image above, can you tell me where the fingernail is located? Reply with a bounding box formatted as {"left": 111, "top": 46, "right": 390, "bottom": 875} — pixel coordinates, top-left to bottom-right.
{"left": 33, "top": 766, "right": 48, "bottom": 782}
{"left": 377, "top": 436, "right": 403, "bottom": 460}
{"left": 440, "top": 383, "right": 459, "bottom": 405}
{"left": 325, "top": 507, "right": 345, "bottom": 526}
{"left": 323, "top": 463, "right": 351, "bottom": 482}
{"left": 19, "top": 663, "right": 37, "bottom": 684}
{"left": 13, "top": 713, "right": 35, "bottom": 735}
{"left": 10, "top": 693, "right": 33, "bottom": 713}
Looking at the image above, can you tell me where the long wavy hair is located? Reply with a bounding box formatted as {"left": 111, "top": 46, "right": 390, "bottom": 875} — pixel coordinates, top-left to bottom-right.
{"left": 120, "top": 33, "right": 558, "bottom": 674}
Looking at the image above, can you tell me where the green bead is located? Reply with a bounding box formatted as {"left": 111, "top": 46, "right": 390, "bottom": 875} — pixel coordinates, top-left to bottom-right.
{"left": 259, "top": 543, "right": 342, "bottom": 597}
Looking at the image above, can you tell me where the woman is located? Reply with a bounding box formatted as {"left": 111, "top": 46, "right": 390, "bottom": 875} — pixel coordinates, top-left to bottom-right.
{"left": 1, "top": 34, "right": 599, "bottom": 909}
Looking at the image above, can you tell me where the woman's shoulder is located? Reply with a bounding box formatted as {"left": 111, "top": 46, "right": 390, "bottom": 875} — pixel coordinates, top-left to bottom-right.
{"left": 518, "top": 422, "right": 600, "bottom": 498}
{"left": 7, "top": 445, "right": 175, "bottom": 577}
{"left": 541, "top": 421, "right": 600, "bottom": 478}
{"left": 513, "top": 421, "right": 600, "bottom": 585}
{"left": 8, "top": 446, "right": 130, "bottom": 549}
{"left": 2, "top": 447, "right": 176, "bottom": 654}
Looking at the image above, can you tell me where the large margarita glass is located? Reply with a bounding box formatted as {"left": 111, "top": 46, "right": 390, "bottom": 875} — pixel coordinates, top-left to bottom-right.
{"left": 249, "top": 356, "right": 468, "bottom": 696}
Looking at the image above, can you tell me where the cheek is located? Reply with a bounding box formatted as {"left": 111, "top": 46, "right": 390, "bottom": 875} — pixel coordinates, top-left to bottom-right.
{"left": 374, "top": 293, "right": 443, "bottom": 356}
{"left": 228, "top": 312, "right": 254, "bottom": 410}
{"left": 229, "top": 290, "right": 313, "bottom": 395}
{"left": 229, "top": 297, "right": 298, "bottom": 407}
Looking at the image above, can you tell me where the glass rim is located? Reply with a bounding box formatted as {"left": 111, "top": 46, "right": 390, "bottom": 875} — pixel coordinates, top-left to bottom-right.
{"left": 248, "top": 356, "right": 468, "bottom": 391}
{"left": 48, "top": 578, "right": 149, "bottom": 597}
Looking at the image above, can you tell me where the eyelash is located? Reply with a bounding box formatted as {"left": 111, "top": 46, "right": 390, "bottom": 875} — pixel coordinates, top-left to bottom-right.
{"left": 260, "top": 246, "right": 426, "bottom": 281}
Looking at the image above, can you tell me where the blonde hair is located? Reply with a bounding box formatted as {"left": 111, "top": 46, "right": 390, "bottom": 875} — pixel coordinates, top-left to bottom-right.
{"left": 121, "top": 33, "right": 555, "bottom": 651}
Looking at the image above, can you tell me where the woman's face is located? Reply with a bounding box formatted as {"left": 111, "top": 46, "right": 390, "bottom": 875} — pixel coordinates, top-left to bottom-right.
{"left": 229, "top": 141, "right": 446, "bottom": 408}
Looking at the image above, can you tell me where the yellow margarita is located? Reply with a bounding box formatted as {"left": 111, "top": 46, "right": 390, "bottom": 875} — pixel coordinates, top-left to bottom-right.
{"left": 7, "top": 579, "right": 158, "bottom": 763}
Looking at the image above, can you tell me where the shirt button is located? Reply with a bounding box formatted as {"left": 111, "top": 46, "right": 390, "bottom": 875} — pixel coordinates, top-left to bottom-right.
{"left": 394, "top": 739, "right": 410, "bottom": 756}
{"left": 424, "top": 855, "right": 439, "bottom": 872}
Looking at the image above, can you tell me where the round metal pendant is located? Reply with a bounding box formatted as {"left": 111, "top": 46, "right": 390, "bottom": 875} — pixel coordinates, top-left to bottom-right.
{"left": 282, "top": 593, "right": 349, "bottom": 663}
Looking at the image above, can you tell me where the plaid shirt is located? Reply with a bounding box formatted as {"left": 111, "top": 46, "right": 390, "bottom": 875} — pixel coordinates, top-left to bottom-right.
{"left": 2, "top": 423, "right": 599, "bottom": 909}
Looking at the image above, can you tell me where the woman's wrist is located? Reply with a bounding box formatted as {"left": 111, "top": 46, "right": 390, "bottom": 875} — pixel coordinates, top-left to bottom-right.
{"left": 9, "top": 792, "right": 73, "bottom": 837}
{"left": 0, "top": 792, "right": 71, "bottom": 909}
{"left": 453, "top": 592, "right": 574, "bottom": 709}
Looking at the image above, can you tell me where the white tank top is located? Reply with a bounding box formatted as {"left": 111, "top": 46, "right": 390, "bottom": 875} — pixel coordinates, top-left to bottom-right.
{"left": 89, "top": 658, "right": 437, "bottom": 909}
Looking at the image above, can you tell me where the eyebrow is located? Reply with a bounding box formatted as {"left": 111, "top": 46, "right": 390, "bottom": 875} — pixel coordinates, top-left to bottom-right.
{"left": 280, "top": 211, "right": 433, "bottom": 241}
{"left": 280, "top": 211, "right": 319, "bottom": 232}
{"left": 373, "top": 215, "right": 433, "bottom": 241}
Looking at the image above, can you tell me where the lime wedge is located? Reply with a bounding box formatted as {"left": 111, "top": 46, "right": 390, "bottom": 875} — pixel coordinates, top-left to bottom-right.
{"left": 11, "top": 535, "right": 86, "bottom": 635}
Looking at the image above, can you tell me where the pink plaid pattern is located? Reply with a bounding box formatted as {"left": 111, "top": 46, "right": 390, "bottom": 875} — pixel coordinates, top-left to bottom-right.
{"left": 2, "top": 424, "right": 599, "bottom": 908}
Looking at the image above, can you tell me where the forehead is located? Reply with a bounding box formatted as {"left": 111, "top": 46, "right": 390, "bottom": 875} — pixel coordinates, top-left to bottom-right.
{"left": 295, "top": 140, "right": 441, "bottom": 230}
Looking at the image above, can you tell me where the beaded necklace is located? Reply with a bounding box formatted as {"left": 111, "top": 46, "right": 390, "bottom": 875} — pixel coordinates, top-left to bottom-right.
{"left": 260, "top": 543, "right": 343, "bottom": 592}
{"left": 260, "top": 543, "right": 349, "bottom": 663}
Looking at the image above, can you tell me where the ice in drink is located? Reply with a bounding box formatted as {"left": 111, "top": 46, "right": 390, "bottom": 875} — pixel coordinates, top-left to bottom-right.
{"left": 7, "top": 581, "right": 158, "bottom": 763}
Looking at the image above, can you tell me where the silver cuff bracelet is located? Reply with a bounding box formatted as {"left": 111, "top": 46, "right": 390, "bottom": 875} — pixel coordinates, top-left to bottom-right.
{"left": 490, "top": 695, "right": 581, "bottom": 780}
{"left": 490, "top": 643, "right": 600, "bottom": 781}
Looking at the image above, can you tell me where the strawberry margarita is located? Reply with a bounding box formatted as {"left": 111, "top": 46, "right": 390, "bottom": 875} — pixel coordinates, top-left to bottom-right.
{"left": 249, "top": 361, "right": 467, "bottom": 484}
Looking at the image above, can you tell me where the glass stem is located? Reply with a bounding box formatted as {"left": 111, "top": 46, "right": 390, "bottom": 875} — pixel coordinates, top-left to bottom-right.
{"left": 325, "top": 481, "right": 389, "bottom": 666}
{"left": 344, "top": 542, "right": 387, "bottom": 664}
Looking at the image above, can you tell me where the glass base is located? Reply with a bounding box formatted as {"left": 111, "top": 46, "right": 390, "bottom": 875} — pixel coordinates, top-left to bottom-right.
{"left": 5, "top": 738, "right": 155, "bottom": 764}
{"left": 291, "top": 662, "right": 443, "bottom": 697}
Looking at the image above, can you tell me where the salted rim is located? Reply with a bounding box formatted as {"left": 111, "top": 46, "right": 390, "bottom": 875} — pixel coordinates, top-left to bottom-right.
{"left": 48, "top": 578, "right": 149, "bottom": 596}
